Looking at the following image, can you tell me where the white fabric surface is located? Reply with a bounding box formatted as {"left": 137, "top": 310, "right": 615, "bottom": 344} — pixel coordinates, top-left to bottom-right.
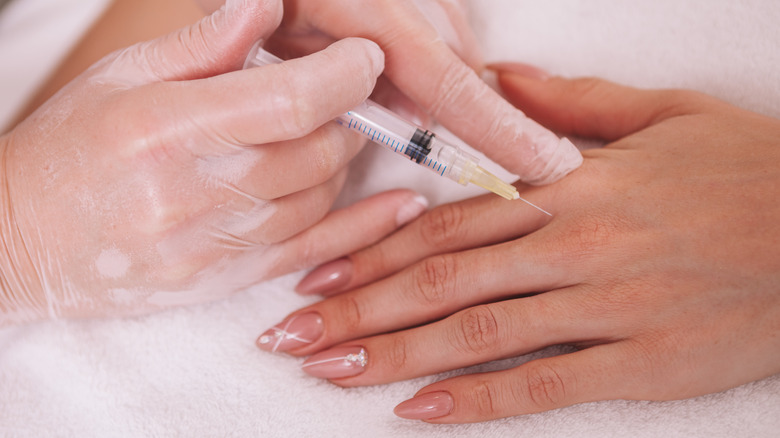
{"left": 1, "top": 0, "right": 779, "bottom": 436}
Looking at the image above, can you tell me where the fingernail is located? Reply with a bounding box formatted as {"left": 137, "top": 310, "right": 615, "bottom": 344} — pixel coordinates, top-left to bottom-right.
{"left": 486, "top": 62, "right": 550, "bottom": 81}
{"left": 295, "top": 258, "right": 352, "bottom": 296}
{"left": 256, "top": 312, "right": 323, "bottom": 353}
{"left": 394, "top": 391, "right": 454, "bottom": 420}
{"left": 301, "top": 346, "right": 368, "bottom": 379}
{"left": 395, "top": 195, "right": 429, "bottom": 227}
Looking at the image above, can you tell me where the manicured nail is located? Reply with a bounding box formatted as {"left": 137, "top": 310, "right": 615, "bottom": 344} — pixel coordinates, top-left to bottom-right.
{"left": 486, "top": 62, "right": 551, "bottom": 81}
{"left": 395, "top": 195, "right": 429, "bottom": 227}
{"left": 295, "top": 258, "right": 352, "bottom": 296}
{"left": 394, "top": 391, "right": 454, "bottom": 420}
{"left": 301, "top": 346, "right": 367, "bottom": 379}
{"left": 256, "top": 312, "right": 323, "bottom": 353}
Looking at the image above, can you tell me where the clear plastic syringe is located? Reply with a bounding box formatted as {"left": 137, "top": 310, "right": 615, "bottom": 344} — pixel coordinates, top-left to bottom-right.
{"left": 244, "top": 44, "right": 520, "bottom": 201}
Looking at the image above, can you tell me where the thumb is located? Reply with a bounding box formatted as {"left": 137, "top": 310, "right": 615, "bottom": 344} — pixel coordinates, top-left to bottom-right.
{"left": 104, "top": 0, "right": 282, "bottom": 84}
{"left": 491, "top": 63, "right": 702, "bottom": 141}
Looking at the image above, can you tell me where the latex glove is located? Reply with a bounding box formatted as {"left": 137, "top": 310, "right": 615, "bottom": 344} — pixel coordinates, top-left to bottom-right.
{"left": 255, "top": 66, "right": 780, "bottom": 422}
{"left": 256, "top": 0, "right": 583, "bottom": 185}
{"left": 0, "top": 0, "right": 430, "bottom": 326}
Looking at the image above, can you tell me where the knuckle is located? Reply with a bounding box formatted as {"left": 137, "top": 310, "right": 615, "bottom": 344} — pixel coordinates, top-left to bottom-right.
{"left": 521, "top": 363, "right": 571, "bottom": 411}
{"left": 418, "top": 203, "right": 466, "bottom": 249}
{"left": 308, "top": 126, "right": 346, "bottom": 179}
{"left": 337, "top": 295, "right": 365, "bottom": 333}
{"left": 271, "top": 67, "right": 318, "bottom": 136}
{"left": 470, "top": 380, "right": 499, "bottom": 418}
{"left": 551, "top": 214, "right": 628, "bottom": 263}
{"left": 410, "top": 255, "right": 457, "bottom": 307}
{"left": 384, "top": 336, "right": 410, "bottom": 373}
{"left": 453, "top": 305, "right": 501, "bottom": 356}
{"left": 428, "top": 59, "right": 475, "bottom": 119}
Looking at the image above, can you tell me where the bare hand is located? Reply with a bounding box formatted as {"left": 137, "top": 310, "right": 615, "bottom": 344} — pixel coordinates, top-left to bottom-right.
{"left": 257, "top": 65, "right": 780, "bottom": 422}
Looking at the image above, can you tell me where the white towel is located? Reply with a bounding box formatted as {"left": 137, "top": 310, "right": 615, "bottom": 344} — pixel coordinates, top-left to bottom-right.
{"left": 1, "top": 1, "right": 779, "bottom": 436}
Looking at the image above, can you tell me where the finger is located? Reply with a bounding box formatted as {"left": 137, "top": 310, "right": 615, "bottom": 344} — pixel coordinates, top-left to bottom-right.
{"left": 162, "top": 37, "right": 385, "bottom": 150}
{"left": 411, "top": 0, "right": 483, "bottom": 70}
{"left": 153, "top": 170, "right": 347, "bottom": 283}
{"left": 492, "top": 64, "right": 713, "bottom": 141}
{"left": 271, "top": 237, "right": 578, "bottom": 356}
{"left": 297, "top": 1, "right": 582, "bottom": 184}
{"left": 180, "top": 169, "right": 348, "bottom": 257}
{"left": 195, "top": 0, "right": 225, "bottom": 14}
{"left": 102, "top": 0, "right": 282, "bottom": 83}
{"left": 370, "top": 76, "right": 434, "bottom": 129}
{"left": 299, "top": 289, "right": 610, "bottom": 386}
{"left": 232, "top": 169, "right": 349, "bottom": 246}
{"left": 234, "top": 122, "right": 366, "bottom": 200}
{"left": 267, "top": 190, "right": 430, "bottom": 278}
{"left": 396, "top": 344, "right": 635, "bottom": 423}
{"left": 295, "top": 186, "right": 552, "bottom": 296}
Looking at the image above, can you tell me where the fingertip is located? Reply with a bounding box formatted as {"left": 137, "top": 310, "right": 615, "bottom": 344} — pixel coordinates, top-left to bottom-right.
{"left": 524, "top": 137, "right": 584, "bottom": 186}
{"left": 487, "top": 62, "right": 551, "bottom": 82}
{"left": 394, "top": 391, "right": 454, "bottom": 421}
{"left": 293, "top": 189, "right": 427, "bottom": 296}
{"left": 362, "top": 39, "right": 386, "bottom": 78}
{"left": 395, "top": 194, "right": 429, "bottom": 227}
{"left": 330, "top": 37, "right": 385, "bottom": 79}
{"left": 295, "top": 257, "right": 353, "bottom": 296}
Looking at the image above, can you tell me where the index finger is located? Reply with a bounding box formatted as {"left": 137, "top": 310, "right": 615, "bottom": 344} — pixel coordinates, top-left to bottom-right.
{"left": 296, "top": 187, "right": 552, "bottom": 296}
{"left": 144, "top": 38, "right": 385, "bottom": 152}
{"left": 298, "top": 1, "right": 582, "bottom": 184}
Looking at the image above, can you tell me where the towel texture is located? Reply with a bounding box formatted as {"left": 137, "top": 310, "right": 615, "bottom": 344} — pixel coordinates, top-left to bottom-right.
{"left": 1, "top": 0, "right": 779, "bottom": 436}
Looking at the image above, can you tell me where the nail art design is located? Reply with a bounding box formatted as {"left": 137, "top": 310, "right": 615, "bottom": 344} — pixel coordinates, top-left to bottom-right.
{"left": 257, "top": 312, "right": 323, "bottom": 353}
{"left": 301, "top": 346, "right": 368, "bottom": 379}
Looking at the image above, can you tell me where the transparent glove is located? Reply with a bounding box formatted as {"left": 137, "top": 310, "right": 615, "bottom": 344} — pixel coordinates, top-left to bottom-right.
{"left": 194, "top": 0, "right": 583, "bottom": 185}
{"left": 0, "top": 0, "right": 429, "bottom": 326}
{"left": 281, "top": 0, "right": 585, "bottom": 184}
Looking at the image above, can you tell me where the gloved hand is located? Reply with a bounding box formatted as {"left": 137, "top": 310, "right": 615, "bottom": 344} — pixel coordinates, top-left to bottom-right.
{"left": 0, "top": 0, "right": 429, "bottom": 326}
{"left": 197, "top": 0, "right": 584, "bottom": 185}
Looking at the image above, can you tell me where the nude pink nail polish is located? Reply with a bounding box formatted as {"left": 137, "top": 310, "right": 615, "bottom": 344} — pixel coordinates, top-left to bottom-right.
{"left": 301, "top": 346, "right": 368, "bottom": 379}
{"left": 256, "top": 312, "right": 323, "bottom": 353}
{"left": 394, "top": 391, "right": 454, "bottom": 420}
{"left": 295, "top": 258, "right": 352, "bottom": 296}
{"left": 487, "top": 62, "right": 551, "bottom": 81}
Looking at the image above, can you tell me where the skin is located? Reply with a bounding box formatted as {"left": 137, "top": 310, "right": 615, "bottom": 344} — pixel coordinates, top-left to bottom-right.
{"left": 265, "top": 67, "right": 780, "bottom": 422}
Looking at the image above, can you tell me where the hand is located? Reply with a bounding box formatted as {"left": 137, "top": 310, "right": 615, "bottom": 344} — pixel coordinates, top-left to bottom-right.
{"left": 256, "top": 65, "right": 780, "bottom": 422}
{"left": 0, "top": 0, "right": 430, "bottom": 326}
{"left": 255, "top": 0, "right": 583, "bottom": 185}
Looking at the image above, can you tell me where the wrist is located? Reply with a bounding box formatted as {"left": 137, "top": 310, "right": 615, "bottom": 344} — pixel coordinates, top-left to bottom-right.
{"left": 0, "top": 134, "right": 46, "bottom": 327}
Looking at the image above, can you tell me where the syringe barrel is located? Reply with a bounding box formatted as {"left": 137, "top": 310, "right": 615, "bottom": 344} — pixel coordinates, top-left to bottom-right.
{"left": 243, "top": 43, "right": 479, "bottom": 186}
{"left": 337, "top": 101, "right": 476, "bottom": 185}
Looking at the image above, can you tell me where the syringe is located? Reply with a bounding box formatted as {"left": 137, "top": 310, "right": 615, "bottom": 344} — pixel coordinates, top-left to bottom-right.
{"left": 243, "top": 43, "right": 519, "bottom": 201}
